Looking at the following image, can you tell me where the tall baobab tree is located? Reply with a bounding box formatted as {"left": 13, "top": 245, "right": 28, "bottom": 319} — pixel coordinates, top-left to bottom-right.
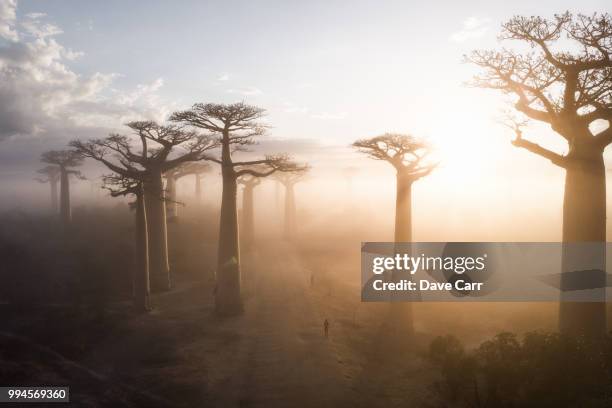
{"left": 238, "top": 174, "right": 262, "bottom": 250}
{"left": 40, "top": 150, "right": 84, "bottom": 227}
{"left": 192, "top": 163, "right": 212, "bottom": 205}
{"left": 467, "top": 12, "right": 612, "bottom": 337}
{"left": 170, "top": 102, "right": 302, "bottom": 315}
{"left": 165, "top": 161, "right": 211, "bottom": 221}
{"left": 35, "top": 165, "right": 61, "bottom": 214}
{"left": 274, "top": 167, "right": 309, "bottom": 241}
{"left": 102, "top": 174, "right": 151, "bottom": 312}
{"left": 353, "top": 133, "right": 436, "bottom": 335}
{"left": 353, "top": 134, "right": 435, "bottom": 242}
{"left": 71, "top": 123, "right": 217, "bottom": 291}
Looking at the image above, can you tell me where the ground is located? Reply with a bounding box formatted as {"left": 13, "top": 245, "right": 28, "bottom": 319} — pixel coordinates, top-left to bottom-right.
{"left": 0, "top": 238, "right": 562, "bottom": 407}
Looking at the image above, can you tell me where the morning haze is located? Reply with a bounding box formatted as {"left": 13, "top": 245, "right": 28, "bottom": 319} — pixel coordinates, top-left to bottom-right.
{"left": 1, "top": 0, "right": 612, "bottom": 406}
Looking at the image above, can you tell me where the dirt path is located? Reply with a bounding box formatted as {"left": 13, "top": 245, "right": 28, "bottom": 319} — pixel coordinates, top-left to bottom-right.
{"left": 237, "top": 246, "right": 352, "bottom": 407}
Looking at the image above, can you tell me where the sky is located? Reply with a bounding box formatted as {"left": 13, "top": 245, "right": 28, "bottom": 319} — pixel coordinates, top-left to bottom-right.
{"left": 0, "top": 0, "right": 611, "bottom": 240}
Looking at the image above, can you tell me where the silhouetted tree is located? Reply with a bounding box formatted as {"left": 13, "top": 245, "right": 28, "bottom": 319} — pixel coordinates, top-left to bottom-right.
{"left": 238, "top": 174, "right": 262, "bottom": 250}
{"left": 35, "top": 165, "right": 61, "bottom": 214}
{"left": 102, "top": 174, "right": 151, "bottom": 312}
{"left": 170, "top": 102, "right": 302, "bottom": 315}
{"left": 164, "top": 162, "right": 211, "bottom": 221}
{"left": 353, "top": 134, "right": 435, "bottom": 242}
{"left": 192, "top": 162, "right": 212, "bottom": 205}
{"left": 40, "top": 150, "right": 84, "bottom": 227}
{"left": 71, "top": 123, "right": 217, "bottom": 291}
{"left": 353, "top": 133, "right": 436, "bottom": 335}
{"left": 467, "top": 12, "right": 612, "bottom": 337}
{"left": 274, "top": 167, "right": 310, "bottom": 241}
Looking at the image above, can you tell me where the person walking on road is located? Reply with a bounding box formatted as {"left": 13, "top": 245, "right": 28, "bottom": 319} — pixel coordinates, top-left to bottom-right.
{"left": 323, "top": 319, "right": 329, "bottom": 338}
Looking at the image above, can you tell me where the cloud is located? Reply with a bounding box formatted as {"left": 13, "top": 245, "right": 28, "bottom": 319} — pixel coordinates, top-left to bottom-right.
{"left": 0, "top": 0, "right": 18, "bottom": 41}
{"left": 25, "top": 12, "right": 46, "bottom": 20}
{"left": 450, "top": 16, "right": 491, "bottom": 43}
{"left": 226, "top": 86, "right": 262, "bottom": 96}
{"left": 311, "top": 111, "right": 347, "bottom": 120}
{"left": 0, "top": 2, "right": 171, "bottom": 142}
{"left": 21, "top": 20, "right": 63, "bottom": 38}
{"left": 217, "top": 73, "right": 230, "bottom": 81}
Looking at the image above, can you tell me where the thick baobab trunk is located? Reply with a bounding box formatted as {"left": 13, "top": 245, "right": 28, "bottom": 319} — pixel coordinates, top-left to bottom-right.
{"left": 216, "top": 139, "right": 242, "bottom": 315}
{"left": 134, "top": 189, "right": 151, "bottom": 312}
{"left": 559, "top": 149, "right": 606, "bottom": 337}
{"left": 145, "top": 171, "right": 171, "bottom": 292}
{"left": 195, "top": 174, "right": 202, "bottom": 204}
{"left": 59, "top": 167, "right": 71, "bottom": 226}
{"left": 283, "top": 183, "right": 297, "bottom": 240}
{"left": 390, "top": 171, "right": 414, "bottom": 336}
{"left": 394, "top": 172, "right": 413, "bottom": 243}
{"left": 50, "top": 178, "right": 59, "bottom": 214}
{"left": 166, "top": 176, "right": 178, "bottom": 221}
{"left": 242, "top": 184, "right": 255, "bottom": 250}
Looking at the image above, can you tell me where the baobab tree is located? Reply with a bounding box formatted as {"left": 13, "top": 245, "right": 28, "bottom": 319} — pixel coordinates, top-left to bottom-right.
{"left": 164, "top": 161, "right": 211, "bottom": 221}
{"left": 238, "top": 174, "right": 262, "bottom": 250}
{"left": 71, "top": 123, "right": 217, "bottom": 291}
{"left": 35, "top": 165, "right": 61, "bottom": 214}
{"left": 274, "top": 167, "right": 310, "bottom": 241}
{"left": 192, "top": 163, "right": 212, "bottom": 205}
{"left": 467, "top": 12, "right": 612, "bottom": 337}
{"left": 40, "top": 150, "right": 84, "bottom": 227}
{"left": 353, "top": 133, "right": 436, "bottom": 335}
{"left": 102, "top": 174, "right": 151, "bottom": 312}
{"left": 170, "top": 102, "right": 302, "bottom": 315}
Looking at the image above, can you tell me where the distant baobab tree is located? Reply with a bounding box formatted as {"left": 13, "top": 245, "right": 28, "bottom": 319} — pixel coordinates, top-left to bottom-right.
{"left": 353, "top": 134, "right": 435, "bottom": 242}
{"left": 71, "top": 122, "right": 218, "bottom": 292}
{"left": 164, "top": 161, "right": 211, "bottom": 221}
{"left": 353, "top": 133, "right": 436, "bottom": 335}
{"left": 170, "top": 102, "right": 302, "bottom": 315}
{"left": 40, "top": 150, "right": 84, "bottom": 227}
{"left": 35, "top": 165, "right": 61, "bottom": 214}
{"left": 238, "top": 173, "right": 262, "bottom": 250}
{"left": 102, "top": 174, "right": 151, "bottom": 312}
{"left": 192, "top": 162, "right": 212, "bottom": 205}
{"left": 274, "top": 166, "right": 310, "bottom": 241}
{"left": 467, "top": 12, "right": 612, "bottom": 337}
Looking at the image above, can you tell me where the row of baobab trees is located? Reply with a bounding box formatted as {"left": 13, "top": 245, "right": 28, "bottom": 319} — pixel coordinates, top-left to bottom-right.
{"left": 33, "top": 12, "right": 612, "bottom": 339}
{"left": 36, "top": 103, "right": 309, "bottom": 316}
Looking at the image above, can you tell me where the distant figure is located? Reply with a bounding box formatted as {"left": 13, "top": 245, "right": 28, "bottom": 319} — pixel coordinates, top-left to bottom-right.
{"left": 310, "top": 273, "right": 315, "bottom": 287}
{"left": 324, "top": 319, "right": 329, "bottom": 338}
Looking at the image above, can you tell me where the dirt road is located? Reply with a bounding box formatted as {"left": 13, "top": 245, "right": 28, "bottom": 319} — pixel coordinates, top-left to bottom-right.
{"left": 235, "top": 247, "right": 351, "bottom": 407}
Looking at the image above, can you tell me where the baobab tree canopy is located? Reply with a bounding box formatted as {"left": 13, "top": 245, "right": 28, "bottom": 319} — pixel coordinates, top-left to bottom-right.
{"left": 41, "top": 150, "right": 84, "bottom": 173}
{"left": 353, "top": 133, "right": 437, "bottom": 179}
{"left": 35, "top": 165, "right": 61, "bottom": 182}
{"left": 466, "top": 12, "right": 612, "bottom": 157}
{"left": 72, "top": 122, "right": 218, "bottom": 292}
{"left": 170, "top": 103, "right": 267, "bottom": 147}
